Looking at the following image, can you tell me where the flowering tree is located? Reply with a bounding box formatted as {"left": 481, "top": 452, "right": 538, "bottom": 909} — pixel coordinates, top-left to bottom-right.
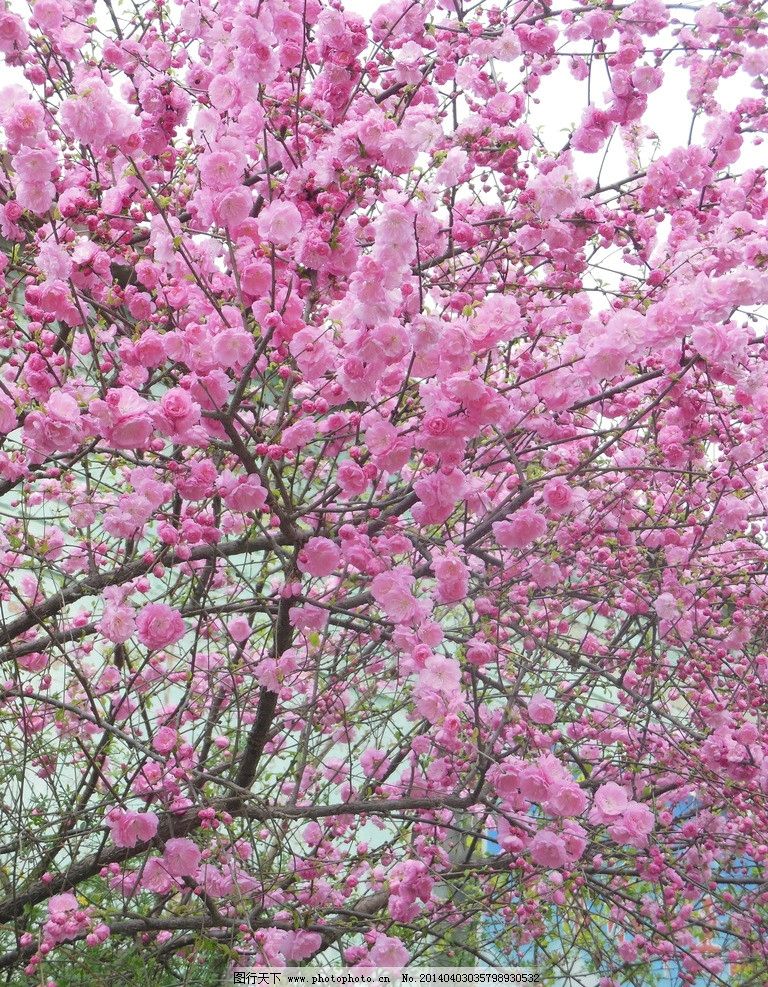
{"left": 0, "top": 0, "right": 767, "bottom": 982}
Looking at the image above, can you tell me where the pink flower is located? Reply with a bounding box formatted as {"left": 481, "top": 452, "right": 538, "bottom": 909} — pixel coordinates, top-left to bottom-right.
{"left": 215, "top": 186, "right": 252, "bottom": 230}
{"left": 208, "top": 75, "right": 239, "bottom": 111}
{"left": 152, "top": 727, "right": 177, "bottom": 754}
{"left": 528, "top": 692, "right": 556, "bottom": 725}
{"left": 490, "top": 759, "right": 525, "bottom": 799}
{"left": 99, "top": 605, "right": 136, "bottom": 644}
{"left": 337, "top": 459, "right": 368, "bottom": 497}
{"left": 60, "top": 78, "right": 138, "bottom": 150}
{"left": 432, "top": 551, "right": 469, "bottom": 604}
{"left": 519, "top": 754, "right": 571, "bottom": 803}
{"left": 0, "top": 13, "right": 28, "bottom": 54}
{"left": 589, "top": 782, "right": 630, "bottom": 824}
{"left": 15, "top": 180, "right": 55, "bottom": 216}
{"left": 48, "top": 893, "right": 78, "bottom": 915}
{"left": 530, "top": 830, "right": 567, "bottom": 869}
{"left": 212, "top": 328, "right": 255, "bottom": 370}
{"left": 417, "top": 655, "right": 461, "bottom": 695}
{"left": 562, "top": 820, "right": 587, "bottom": 862}
{"left": 283, "top": 930, "right": 322, "bottom": 962}
{"left": 227, "top": 616, "right": 251, "bottom": 642}
{"left": 162, "top": 838, "right": 201, "bottom": 877}
{"left": 607, "top": 802, "right": 655, "bottom": 848}
{"left": 13, "top": 145, "right": 56, "bottom": 182}
{"left": 371, "top": 567, "right": 421, "bottom": 624}
{"left": 136, "top": 603, "right": 186, "bottom": 650}
{"left": 412, "top": 468, "right": 467, "bottom": 525}
{"left": 366, "top": 933, "right": 410, "bottom": 968}
{"left": 0, "top": 395, "right": 16, "bottom": 434}
{"left": 106, "top": 809, "right": 159, "bottom": 848}
{"left": 156, "top": 388, "right": 201, "bottom": 439}
{"left": 199, "top": 150, "right": 244, "bottom": 191}
{"left": 297, "top": 536, "right": 341, "bottom": 577}
{"left": 493, "top": 508, "right": 547, "bottom": 550}
{"left": 223, "top": 475, "right": 268, "bottom": 513}
{"left": 258, "top": 200, "right": 302, "bottom": 246}
{"left": 542, "top": 478, "right": 576, "bottom": 516}
{"left": 653, "top": 592, "right": 679, "bottom": 621}
{"left": 544, "top": 783, "right": 587, "bottom": 818}
{"left": 89, "top": 387, "right": 155, "bottom": 449}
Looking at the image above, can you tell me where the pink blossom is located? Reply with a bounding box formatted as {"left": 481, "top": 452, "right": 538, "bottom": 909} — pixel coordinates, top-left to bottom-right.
{"left": 418, "top": 655, "right": 461, "bottom": 695}
{"left": 136, "top": 603, "right": 186, "bottom": 650}
{"left": 528, "top": 692, "right": 557, "bottom": 725}
{"left": 152, "top": 727, "right": 178, "bottom": 754}
{"left": 544, "top": 783, "right": 587, "bottom": 818}
{"left": 162, "top": 838, "right": 202, "bottom": 877}
{"left": 0, "top": 13, "right": 28, "bottom": 54}
{"left": 89, "top": 388, "right": 155, "bottom": 449}
{"left": 223, "top": 475, "right": 268, "bottom": 513}
{"left": 606, "top": 802, "right": 655, "bottom": 848}
{"left": 257, "top": 200, "right": 302, "bottom": 246}
{"left": 227, "top": 616, "right": 251, "bottom": 642}
{"left": 297, "top": 536, "right": 341, "bottom": 577}
{"left": 493, "top": 508, "right": 547, "bottom": 550}
{"left": 530, "top": 830, "right": 568, "bottom": 869}
{"left": 213, "top": 328, "right": 255, "bottom": 370}
{"left": 99, "top": 605, "right": 136, "bottom": 644}
{"left": 199, "top": 150, "right": 244, "bottom": 191}
{"left": 432, "top": 551, "right": 469, "bottom": 604}
{"left": 366, "top": 934, "right": 410, "bottom": 968}
{"left": 371, "top": 567, "right": 421, "bottom": 624}
{"left": 156, "top": 388, "right": 201, "bottom": 439}
{"left": 542, "top": 478, "right": 577, "bottom": 516}
{"left": 106, "top": 809, "right": 159, "bottom": 848}
{"left": 589, "top": 782, "right": 630, "bottom": 824}
{"left": 49, "top": 893, "right": 78, "bottom": 915}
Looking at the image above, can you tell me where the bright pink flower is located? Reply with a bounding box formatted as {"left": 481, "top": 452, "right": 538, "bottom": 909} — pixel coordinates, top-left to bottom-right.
{"left": 337, "top": 459, "right": 368, "bottom": 497}
{"left": 366, "top": 933, "right": 410, "bottom": 968}
{"left": 544, "top": 783, "right": 587, "bottom": 818}
{"left": 136, "top": 603, "right": 186, "bottom": 650}
{"left": 0, "top": 13, "right": 28, "bottom": 54}
{"left": 152, "top": 727, "right": 178, "bottom": 754}
{"left": 222, "top": 475, "right": 268, "bottom": 513}
{"left": 199, "top": 150, "right": 244, "bottom": 191}
{"left": 212, "top": 328, "right": 255, "bottom": 370}
{"left": 215, "top": 186, "right": 252, "bottom": 230}
{"left": 156, "top": 388, "right": 201, "bottom": 438}
{"left": 283, "top": 930, "right": 322, "bottom": 962}
{"left": 417, "top": 655, "right": 461, "bottom": 695}
{"left": 99, "top": 605, "right": 136, "bottom": 644}
{"left": 227, "top": 616, "right": 251, "bottom": 642}
{"left": 49, "top": 893, "right": 78, "bottom": 915}
{"left": 542, "top": 478, "right": 577, "bottom": 516}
